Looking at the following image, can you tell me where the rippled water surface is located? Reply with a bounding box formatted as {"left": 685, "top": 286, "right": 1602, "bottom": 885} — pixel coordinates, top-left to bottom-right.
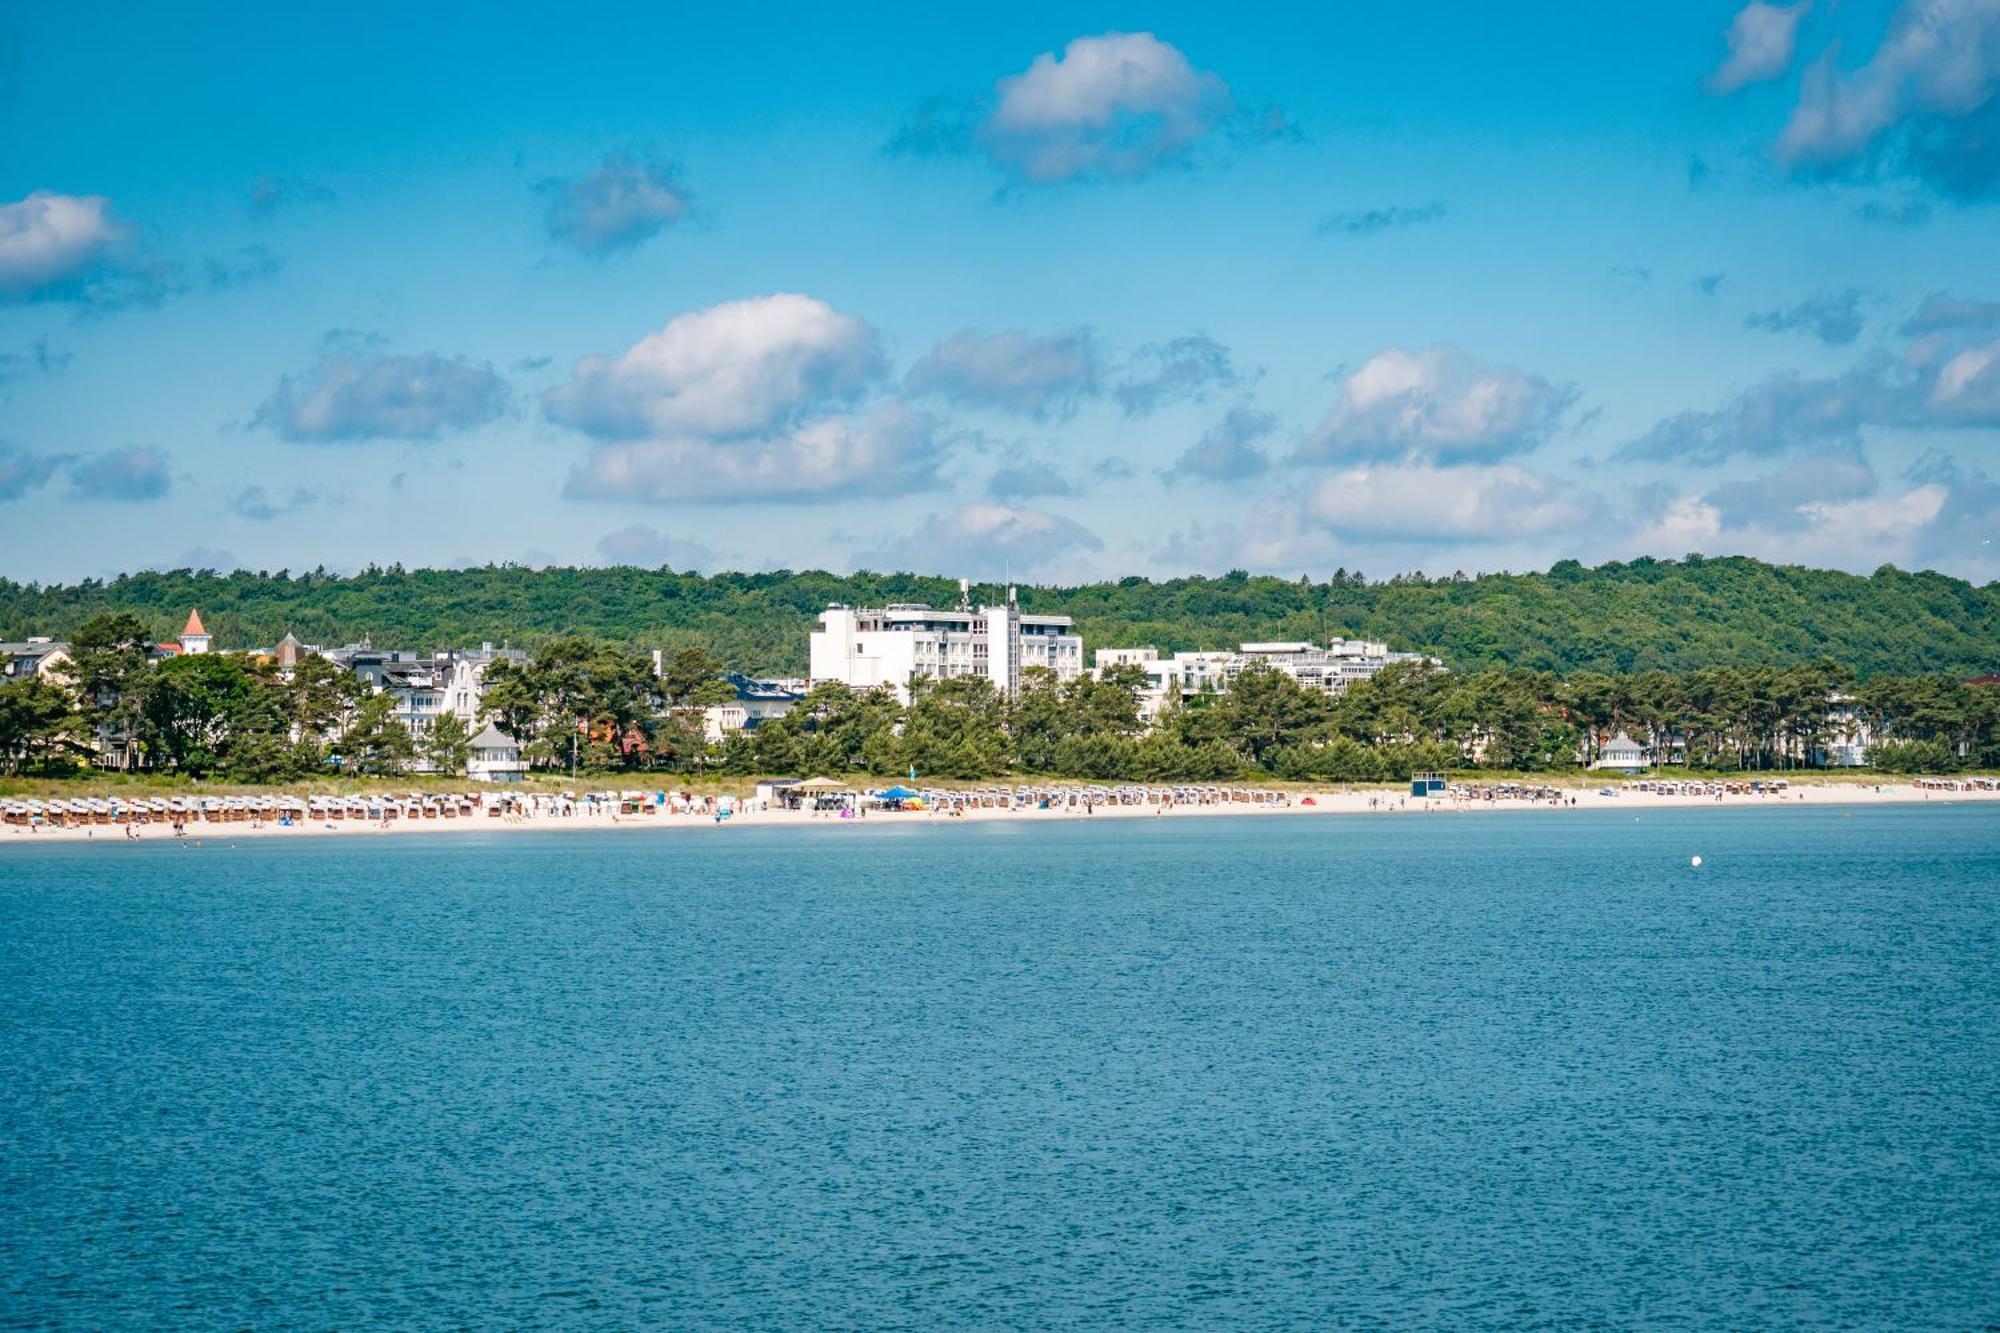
{"left": 3, "top": 805, "right": 1997, "bottom": 1329}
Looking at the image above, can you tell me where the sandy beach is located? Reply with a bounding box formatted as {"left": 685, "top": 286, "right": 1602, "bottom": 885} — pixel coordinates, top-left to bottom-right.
{"left": 6, "top": 778, "right": 1997, "bottom": 846}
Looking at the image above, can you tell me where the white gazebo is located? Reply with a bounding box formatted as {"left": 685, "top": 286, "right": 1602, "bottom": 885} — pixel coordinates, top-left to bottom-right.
{"left": 467, "top": 723, "right": 527, "bottom": 782}
{"left": 1590, "top": 730, "right": 1650, "bottom": 773}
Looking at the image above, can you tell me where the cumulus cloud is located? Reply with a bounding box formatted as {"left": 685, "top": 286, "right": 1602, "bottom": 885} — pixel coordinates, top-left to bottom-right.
{"left": 0, "top": 440, "right": 62, "bottom": 502}
{"left": 1295, "top": 346, "right": 1576, "bottom": 466}
{"left": 1744, "top": 287, "right": 1867, "bottom": 345}
{"left": 986, "top": 463, "right": 1074, "bottom": 500}
{"left": 1777, "top": 0, "right": 2000, "bottom": 198}
{"left": 979, "top": 32, "right": 1234, "bottom": 184}
{"left": 546, "top": 293, "right": 883, "bottom": 440}
{"left": 550, "top": 294, "right": 943, "bottom": 504}
{"left": 1621, "top": 363, "right": 1889, "bottom": 463}
{"left": 540, "top": 153, "right": 694, "bottom": 255}
{"left": 1926, "top": 335, "right": 2000, "bottom": 421}
{"left": 1315, "top": 202, "right": 1446, "bottom": 237}
{"left": 256, "top": 345, "right": 510, "bottom": 443}
{"left": 564, "top": 402, "right": 946, "bottom": 504}
{"left": 595, "top": 524, "right": 717, "bottom": 569}
{"left": 0, "top": 191, "right": 137, "bottom": 305}
{"left": 1708, "top": 2, "right": 1812, "bottom": 94}
{"left": 1627, "top": 301, "right": 2000, "bottom": 464}
{"left": 1304, "top": 461, "right": 1594, "bottom": 540}
{"left": 1702, "top": 452, "right": 1879, "bottom": 530}
{"left": 856, "top": 502, "right": 1103, "bottom": 576}
{"left": 1115, "top": 333, "right": 1244, "bottom": 415}
{"left": 227, "top": 485, "right": 320, "bottom": 520}
{"left": 247, "top": 175, "right": 336, "bottom": 217}
{"left": 1625, "top": 481, "right": 1955, "bottom": 573}
{"left": 1161, "top": 404, "right": 1276, "bottom": 484}
{"left": 65, "top": 446, "right": 171, "bottom": 502}
{"left": 904, "top": 328, "right": 1100, "bottom": 418}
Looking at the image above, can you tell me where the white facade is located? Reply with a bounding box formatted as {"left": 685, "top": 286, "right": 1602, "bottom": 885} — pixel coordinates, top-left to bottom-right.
{"left": 810, "top": 588, "right": 1081, "bottom": 700}
{"left": 1096, "top": 639, "right": 1435, "bottom": 721}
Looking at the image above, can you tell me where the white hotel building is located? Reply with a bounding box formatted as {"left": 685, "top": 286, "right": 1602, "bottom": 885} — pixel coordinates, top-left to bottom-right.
{"left": 1097, "top": 639, "right": 1436, "bottom": 721}
{"left": 809, "top": 584, "right": 1083, "bottom": 700}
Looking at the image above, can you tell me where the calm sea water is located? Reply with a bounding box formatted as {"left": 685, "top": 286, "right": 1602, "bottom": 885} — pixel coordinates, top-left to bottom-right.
{"left": 3, "top": 806, "right": 1996, "bottom": 1330}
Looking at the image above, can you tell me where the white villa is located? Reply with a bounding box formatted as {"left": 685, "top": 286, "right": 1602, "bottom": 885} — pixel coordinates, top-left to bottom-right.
{"left": 809, "top": 583, "right": 1082, "bottom": 700}
{"left": 1097, "top": 639, "right": 1437, "bottom": 721}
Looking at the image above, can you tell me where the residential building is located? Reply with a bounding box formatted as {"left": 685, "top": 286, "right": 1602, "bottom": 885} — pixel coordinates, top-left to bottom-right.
{"left": 703, "top": 673, "right": 805, "bottom": 744}
{"left": 810, "top": 582, "right": 1082, "bottom": 700}
{"left": 1, "top": 638, "right": 72, "bottom": 683}
{"left": 1096, "top": 639, "right": 1436, "bottom": 721}
{"left": 179, "top": 609, "right": 211, "bottom": 655}
{"left": 327, "top": 640, "right": 526, "bottom": 742}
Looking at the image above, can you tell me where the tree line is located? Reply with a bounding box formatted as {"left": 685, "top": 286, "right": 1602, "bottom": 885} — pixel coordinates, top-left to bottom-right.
{"left": 1, "top": 553, "right": 1994, "bottom": 679}
{"left": 4, "top": 618, "right": 1995, "bottom": 781}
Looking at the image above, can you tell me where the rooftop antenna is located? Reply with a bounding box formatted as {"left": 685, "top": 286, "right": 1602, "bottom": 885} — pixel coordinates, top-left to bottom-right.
{"left": 958, "top": 577, "right": 971, "bottom": 611}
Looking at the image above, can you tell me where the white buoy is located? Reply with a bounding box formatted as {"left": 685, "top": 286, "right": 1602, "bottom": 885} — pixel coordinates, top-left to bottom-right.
{"left": 1690, "top": 855, "right": 1703, "bottom": 868}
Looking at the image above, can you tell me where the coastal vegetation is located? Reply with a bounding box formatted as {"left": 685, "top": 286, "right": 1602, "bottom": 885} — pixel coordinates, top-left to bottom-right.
{"left": 2, "top": 555, "right": 1995, "bottom": 679}
{"left": 5, "top": 616, "right": 1996, "bottom": 783}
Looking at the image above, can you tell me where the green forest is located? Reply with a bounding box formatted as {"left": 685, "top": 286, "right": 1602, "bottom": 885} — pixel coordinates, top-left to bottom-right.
{"left": 5, "top": 616, "right": 1997, "bottom": 784}
{"left": 1, "top": 555, "right": 1995, "bottom": 678}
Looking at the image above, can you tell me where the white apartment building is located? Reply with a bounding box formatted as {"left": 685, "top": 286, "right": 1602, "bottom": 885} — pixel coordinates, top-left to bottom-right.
{"left": 809, "top": 583, "right": 1082, "bottom": 700}
{"left": 1096, "top": 639, "right": 1436, "bottom": 721}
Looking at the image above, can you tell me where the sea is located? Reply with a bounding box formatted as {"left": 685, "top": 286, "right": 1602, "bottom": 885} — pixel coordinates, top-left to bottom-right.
{"left": 2, "top": 805, "right": 1996, "bottom": 1330}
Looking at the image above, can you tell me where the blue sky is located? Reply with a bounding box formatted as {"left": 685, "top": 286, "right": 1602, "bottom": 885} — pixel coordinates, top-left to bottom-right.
{"left": 2, "top": 0, "right": 1997, "bottom": 584}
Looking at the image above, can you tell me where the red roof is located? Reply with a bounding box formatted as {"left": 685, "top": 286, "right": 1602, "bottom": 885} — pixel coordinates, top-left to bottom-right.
{"left": 182, "top": 608, "right": 207, "bottom": 637}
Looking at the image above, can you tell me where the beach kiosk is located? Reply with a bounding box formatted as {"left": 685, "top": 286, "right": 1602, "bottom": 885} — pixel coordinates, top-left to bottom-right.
{"left": 1411, "top": 771, "right": 1448, "bottom": 797}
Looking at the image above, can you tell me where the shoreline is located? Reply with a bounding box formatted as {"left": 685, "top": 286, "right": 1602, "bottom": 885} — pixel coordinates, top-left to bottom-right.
{"left": 7, "top": 780, "right": 1997, "bottom": 846}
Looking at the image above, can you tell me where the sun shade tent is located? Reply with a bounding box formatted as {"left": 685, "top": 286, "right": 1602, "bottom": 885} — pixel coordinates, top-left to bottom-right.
{"left": 874, "top": 785, "right": 921, "bottom": 800}
{"left": 795, "top": 777, "right": 849, "bottom": 792}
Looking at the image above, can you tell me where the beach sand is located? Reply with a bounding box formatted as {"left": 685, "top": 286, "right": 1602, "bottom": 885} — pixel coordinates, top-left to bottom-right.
{"left": 6, "top": 780, "right": 1995, "bottom": 846}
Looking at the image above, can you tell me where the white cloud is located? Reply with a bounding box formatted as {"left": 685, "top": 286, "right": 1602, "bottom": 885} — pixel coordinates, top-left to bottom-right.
{"left": 564, "top": 402, "right": 945, "bottom": 504}
{"left": 1703, "top": 452, "right": 1879, "bottom": 530}
{"left": 1928, "top": 336, "right": 2000, "bottom": 420}
{"left": 1304, "top": 461, "right": 1593, "bottom": 540}
{"left": 1777, "top": 0, "right": 2000, "bottom": 198}
{"left": 856, "top": 501, "right": 1103, "bottom": 576}
{"left": 980, "top": 32, "right": 1233, "bottom": 183}
{"left": 550, "top": 294, "right": 950, "bottom": 504}
{"left": 0, "top": 192, "right": 132, "bottom": 304}
{"left": 1708, "top": 2, "right": 1812, "bottom": 94}
{"left": 904, "top": 328, "right": 1099, "bottom": 418}
{"left": 1625, "top": 483, "right": 1950, "bottom": 570}
{"left": 541, "top": 154, "right": 694, "bottom": 255}
{"left": 1296, "top": 346, "right": 1576, "bottom": 466}
{"left": 546, "top": 293, "right": 884, "bottom": 440}
{"left": 595, "top": 524, "right": 717, "bottom": 569}
{"left": 257, "top": 348, "right": 509, "bottom": 442}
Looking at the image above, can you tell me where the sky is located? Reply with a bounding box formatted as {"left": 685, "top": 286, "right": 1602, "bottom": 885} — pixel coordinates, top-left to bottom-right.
{"left": 2, "top": 0, "right": 1998, "bottom": 586}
